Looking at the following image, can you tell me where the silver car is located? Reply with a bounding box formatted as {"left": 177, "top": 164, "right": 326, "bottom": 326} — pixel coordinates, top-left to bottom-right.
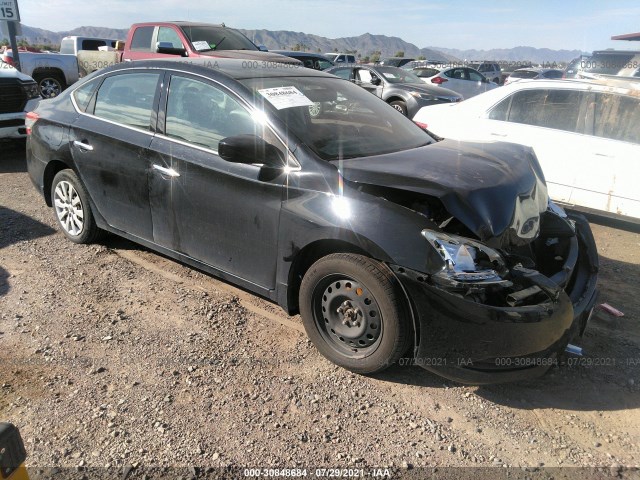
{"left": 412, "top": 66, "right": 497, "bottom": 100}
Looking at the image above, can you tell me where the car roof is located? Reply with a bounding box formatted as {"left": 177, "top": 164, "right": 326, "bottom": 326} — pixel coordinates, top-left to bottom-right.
{"left": 499, "top": 77, "right": 639, "bottom": 95}
{"left": 513, "top": 67, "right": 561, "bottom": 73}
{"left": 272, "top": 51, "right": 331, "bottom": 59}
{"left": 131, "top": 21, "right": 226, "bottom": 28}
{"left": 99, "top": 58, "right": 334, "bottom": 80}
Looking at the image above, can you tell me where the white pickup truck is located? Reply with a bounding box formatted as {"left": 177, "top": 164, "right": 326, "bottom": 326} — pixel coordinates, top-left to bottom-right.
{"left": 1, "top": 50, "right": 79, "bottom": 98}
{"left": 0, "top": 58, "right": 41, "bottom": 140}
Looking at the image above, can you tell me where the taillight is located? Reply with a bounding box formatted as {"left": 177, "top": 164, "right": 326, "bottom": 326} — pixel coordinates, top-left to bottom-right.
{"left": 414, "top": 121, "right": 429, "bottom": 130}
{"left": 431, "top": 77, "right": 447, "bottom": 84}
{"left": 25, "top": 112, "right": 39, "bottom": 135}
{"left": 2, "top": 51, "right": 14, "bottom": 66}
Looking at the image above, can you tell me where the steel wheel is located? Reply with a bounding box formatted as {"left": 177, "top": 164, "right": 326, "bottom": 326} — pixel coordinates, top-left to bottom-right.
{"left": 315, "top": 275, "right": 383, "bottom": 358}
{"left": 54, "top": 180, "right": 84, "bottom": 236}
{"left": 300, "top": 253, "right": 411, "bottom": 374}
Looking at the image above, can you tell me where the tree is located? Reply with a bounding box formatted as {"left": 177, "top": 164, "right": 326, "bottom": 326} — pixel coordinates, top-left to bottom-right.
{"left": 362, "top": 56, "right": 370, "bottom": 64}
{"left": 371, "top": 53, "right": 381, "bottom": 63}
{"left": 1, "top": 38, "right": 9, "bottom": 46}
{"left": 417, "top": 55, "right": 426, "bottom": 60}
{"left": 395, "top": 51, "right": 404, "bottom": 58}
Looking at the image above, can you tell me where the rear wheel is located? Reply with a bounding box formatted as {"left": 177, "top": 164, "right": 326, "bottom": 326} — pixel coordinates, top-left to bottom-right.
{"left": 51, "top": 169, "right": 103, "bottom": 244}
{"left": 299, "top": 253, "right": 411, "bottom": 374}
{"left": 389, "top": 100, "right": 408, "bottom": 116}
{"left": 33, "top": 72, "right": 66, "bottom": 98}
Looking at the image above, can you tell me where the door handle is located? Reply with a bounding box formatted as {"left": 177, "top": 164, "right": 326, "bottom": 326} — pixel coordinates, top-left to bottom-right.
{"left": 490, "top": 133, "right": 508, "bottom": 137}
{"left": 73, "top": 140, "right": 94, "bottom": 151}
{"left": 595, "top": 153, "right": 612, "bottom": 158}
{"left": 152, "top": 164, "right": 180, "bottom": 177}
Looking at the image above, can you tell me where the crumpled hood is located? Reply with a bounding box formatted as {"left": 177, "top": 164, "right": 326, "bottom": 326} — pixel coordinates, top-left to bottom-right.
{"left": 337, "top": 139, "right": 549, "bottom": 248}
{"left": 198, "top": 50, "right": 301, "bottom": 65}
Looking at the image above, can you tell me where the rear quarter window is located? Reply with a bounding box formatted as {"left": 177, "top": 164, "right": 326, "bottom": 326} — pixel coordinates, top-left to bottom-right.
{"left": 72, "top": 79, "right": 99, "bottom": 112}
{"left": 489, "top": 89, "right": 585, "bottom": 133}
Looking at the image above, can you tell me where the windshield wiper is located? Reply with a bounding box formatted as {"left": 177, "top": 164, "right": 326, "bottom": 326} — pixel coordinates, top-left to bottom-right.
{"left": 211, "top": 36, "right": 226, "bottom": 51}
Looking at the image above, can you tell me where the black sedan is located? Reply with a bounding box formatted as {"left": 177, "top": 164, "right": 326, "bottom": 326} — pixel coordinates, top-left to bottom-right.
{"left": 26, "top": 59, "right": 598, "bottom": 384}
{"left": 325, "top": 64, "right": 462, "bottom": 117}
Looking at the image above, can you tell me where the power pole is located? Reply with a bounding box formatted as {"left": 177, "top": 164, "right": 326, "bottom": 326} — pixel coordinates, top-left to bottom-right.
{"left": 1, "top": 0, "right": 21, "bottom": 70}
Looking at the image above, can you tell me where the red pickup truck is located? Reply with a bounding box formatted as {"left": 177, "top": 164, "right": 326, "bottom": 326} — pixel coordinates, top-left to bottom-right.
{"left": 77, "top": 21, "right": 299, "bottom": 76}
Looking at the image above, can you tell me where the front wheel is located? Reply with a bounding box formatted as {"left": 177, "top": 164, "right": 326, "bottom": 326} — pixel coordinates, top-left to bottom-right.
{"left": 389, "top": 100, "right": 408, "bottom": 116}
{"left": 51, "top": 169, "right": 103, "bottom": 244}
{"left": 299, "top": 253, "right": 411, "bottom": 374}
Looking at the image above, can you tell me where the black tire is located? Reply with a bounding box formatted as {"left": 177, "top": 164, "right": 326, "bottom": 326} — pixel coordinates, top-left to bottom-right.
{"left": 33, "top": 72, "right": 66, "bottom": 98}
{"left": 50, "top": 169, "right": 103, "bottom": 244}
{"left": 389, "top": 100, "right": 408, "bottom": 116}
{"left": 299, "top": 253, "right": 411, "bottom": 374}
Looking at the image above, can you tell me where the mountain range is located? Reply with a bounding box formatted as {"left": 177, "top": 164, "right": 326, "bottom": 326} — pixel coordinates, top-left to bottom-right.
{"left": 2, "top": 24, "right": 586, "bottom": 64}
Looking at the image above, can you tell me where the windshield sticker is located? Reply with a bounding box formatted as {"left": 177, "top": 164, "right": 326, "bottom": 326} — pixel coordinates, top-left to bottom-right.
{"left": 382, "top": 73, "right": 397, "bottom": 79}
{"left": 258, "top": 86, "right": 314, "bottom": 110}
{"left": 192, "top": 41, "right": 211, "bottom": 51}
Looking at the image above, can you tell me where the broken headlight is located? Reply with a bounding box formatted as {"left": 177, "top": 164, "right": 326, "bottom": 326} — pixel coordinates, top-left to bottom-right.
{"left": 422, "top": 229, "right": 511, "bottom": 289}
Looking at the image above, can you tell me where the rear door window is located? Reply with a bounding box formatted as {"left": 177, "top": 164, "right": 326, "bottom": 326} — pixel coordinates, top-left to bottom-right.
{"left": 500, "top": 89, "right": 585, "bottom": 133}
{"left": 93, "top": 72, "right": 161, "bottom": 130}
{"left": 130, "top": 26, "right": 154, "bottom": 51}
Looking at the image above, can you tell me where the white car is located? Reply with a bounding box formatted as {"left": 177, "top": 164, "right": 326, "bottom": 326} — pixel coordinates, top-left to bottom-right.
{"left": 413, "top": 65, "right": 498, "bottom": 99}
{"left": 413, "top": 78, "right": 640, "bottom": 223}
{"left": 0, "top": 59, "right": 41, "bottom": 139}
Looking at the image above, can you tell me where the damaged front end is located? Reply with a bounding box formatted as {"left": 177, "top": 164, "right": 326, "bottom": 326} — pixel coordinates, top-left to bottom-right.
{"left": 393, "top": 203, "right": 599, "bottom": 384}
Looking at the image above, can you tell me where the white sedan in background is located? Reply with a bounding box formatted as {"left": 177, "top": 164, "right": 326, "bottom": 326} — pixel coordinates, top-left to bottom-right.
{"left": 413, "top": 78, "right": 640, "bottom": 223}
{"left": 412, "top": 65, "right": 498, "bottom": 99}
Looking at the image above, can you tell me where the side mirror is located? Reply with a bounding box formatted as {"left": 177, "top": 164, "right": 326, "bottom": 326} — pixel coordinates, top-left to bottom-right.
{"left": 370, "top": 76, "right": 381, "bottom": 86}
{"left": 156, "top": 42, "right": 187, "bottom": 56}
{"left": 218, "top": 134, "right": 285, "bottom": 167}
{"left": 258, "top": 45, "right": 269, "bottom": 52}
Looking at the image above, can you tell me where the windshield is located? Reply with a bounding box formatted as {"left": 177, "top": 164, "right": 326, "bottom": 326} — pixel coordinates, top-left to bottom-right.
{"left": 375, "top": 67, "right": 422, "bottom": 84}
{"left": 180, "top": 25, "right": 258, "bottom": 52}
{"left": 239, "top": 76, "right": 433, "bottom": 161}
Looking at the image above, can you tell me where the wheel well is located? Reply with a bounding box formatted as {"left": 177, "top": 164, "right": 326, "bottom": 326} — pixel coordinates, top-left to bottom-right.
{"left": 43, "top": 160, "right": 71, "bottom": 206}
{"left": 286, "top": 239, "right": 369, "bottom": 315}
{"left": 386, "top": 97, "right": 405, "bottom": 105}
{"left": 32, "top": 68, "right": 66, "bottom": 83}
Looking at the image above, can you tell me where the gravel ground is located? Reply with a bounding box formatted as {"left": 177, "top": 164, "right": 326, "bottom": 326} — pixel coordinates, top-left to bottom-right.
{"left": 1, "top": 140, "right": 639, "bottom": 479}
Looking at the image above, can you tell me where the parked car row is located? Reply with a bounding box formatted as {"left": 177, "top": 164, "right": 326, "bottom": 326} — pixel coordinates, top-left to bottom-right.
{"left": 25, "top": 58, "right": 599, "bottom": 384}
{"left": 326, "top": 64, "right": 462, "bottom": 116}
{"left": 413, "top": 77, "right": 640, "bottom": 224}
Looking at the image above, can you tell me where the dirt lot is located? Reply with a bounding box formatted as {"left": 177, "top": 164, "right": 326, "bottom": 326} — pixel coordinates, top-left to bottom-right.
{"left": 1, "top": 139, "right": 639, "bottom": 479}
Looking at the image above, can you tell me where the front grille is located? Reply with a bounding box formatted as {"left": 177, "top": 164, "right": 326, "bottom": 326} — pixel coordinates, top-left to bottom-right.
{"left": 0, "top": 79, "right": 28, "bottom": 114}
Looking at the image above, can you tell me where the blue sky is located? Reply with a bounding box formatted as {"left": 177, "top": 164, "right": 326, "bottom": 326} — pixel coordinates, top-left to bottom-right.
{"left": 10, "top": 0, "right": 640, "bottom": 51}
